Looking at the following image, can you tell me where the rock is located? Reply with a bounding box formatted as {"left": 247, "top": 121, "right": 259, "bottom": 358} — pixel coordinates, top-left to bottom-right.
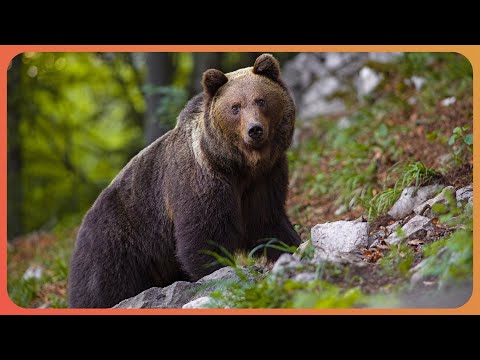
{"left": 22, "top": 265, "right": 43, "bottom": 280}
{"left": 387, "top": 221, "right": 401, "bottom": 233}
{"left": 114, "top": 282, "right": 201, "bottom": 309}
{"left": 367, "top": 52, "right": 403, "bottom": 63}
{"left": 414, "top": 186, "right": 456, "bottom": 217}
{"left": 311, "top": 220, "right": 369, "bottom": 256}
{"left": 386, "top": 215, "right": 433, "bottom": 245}
{"left": 337, "top": 116, "right": 352, "bottom": 130}
{"left": 388, "top": 184, "right": 444, "bottom": 219}
{"left": 410, "top": 76, "right": 426, "bottom": 91}
{"left": 182, "top": 296, "right": 212, "bottom": 309}
{"left": 293, "top": 273, "right": 317, "bottom": 283}
{"left": 114, "top": 266, "right": 259, "bottom": 309}
{"left": 300, "top": 77, "right": 346, "bottom": 119}
{"left": 441, "top": 97, "right": 456, "bottom": 106}
{"left": 271, "top": 253, "right": 304, "bottom": 274}
{"left": 456, "top": 184, "right": 473, "bottom": 206}
{"left": 197, "top": 266, "right": 257, "bottom": 284}
{"left": 356, "top": 67, "right": 382, "bottom": 97}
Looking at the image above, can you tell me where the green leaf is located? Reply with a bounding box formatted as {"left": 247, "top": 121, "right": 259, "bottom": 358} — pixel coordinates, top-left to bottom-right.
{"left": 448, "top": 135, "right": 456, "bottom": 146}
{"left": 464, "top": 134, "right": 473, "bottom": 145}
{"left": 453, "top": 127, "right": 462, "bottom": 135}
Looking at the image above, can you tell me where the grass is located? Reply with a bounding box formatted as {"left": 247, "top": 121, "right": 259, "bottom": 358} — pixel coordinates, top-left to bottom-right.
{"left": 359, "top": 161, "right": 441, "bottom": 220}
{"left": 7, "top": 225, "right": 76, "bottom": 308}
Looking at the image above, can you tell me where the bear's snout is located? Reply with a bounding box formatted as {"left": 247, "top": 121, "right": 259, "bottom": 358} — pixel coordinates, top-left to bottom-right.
{"left": 248, "top": 124, "right": 264, "bottom": 139}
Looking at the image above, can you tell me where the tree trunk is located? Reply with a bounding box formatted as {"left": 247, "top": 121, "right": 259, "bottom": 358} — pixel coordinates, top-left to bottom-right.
{"left": 144, "top": 53, "right": 174, "bottom": 145}
{"left": 189, "top": 53, "right": 223, "bottom": 98}
{"left": 7, "top": 55, "right": 23, "bottom": 240}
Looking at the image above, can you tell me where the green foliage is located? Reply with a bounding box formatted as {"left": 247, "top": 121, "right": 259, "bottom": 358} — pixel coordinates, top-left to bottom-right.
{"left": 448, "top": 126, "right": 473, "bottom": 165}
{"left": 209, "top": 275, "right": 366, "bottom": 309}
{"left": 391, "top": 161, "right": 441, "bottom": 191}
{"left": 8, "top": 226, "right": 75, "bottom": 308}
{"left": 293, "top": 285, "right": 364, "bottom": 308}
{"left": 248, "top": 239, "right": 298, "bottom": 258}
{"left": 143, "top": 84, "right": 188, "bottom": 129}
{"left": 12, "top": 52, "right": 145, "bottom": 235}
{"left": 417, "top": 217, "right": 472, "bottom": 289}
{"left": 377, "top": 244, "right": 415, "bottom": 277}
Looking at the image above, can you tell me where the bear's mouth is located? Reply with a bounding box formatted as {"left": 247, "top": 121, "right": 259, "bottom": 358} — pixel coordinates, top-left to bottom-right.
{"left": 244, "top": 138, "right": 267, "bottom": 150}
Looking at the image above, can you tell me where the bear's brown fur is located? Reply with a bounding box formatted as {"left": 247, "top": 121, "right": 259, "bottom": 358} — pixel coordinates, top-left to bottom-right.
{"left": 68, "top": 54, "right": 301, "bottom": 308}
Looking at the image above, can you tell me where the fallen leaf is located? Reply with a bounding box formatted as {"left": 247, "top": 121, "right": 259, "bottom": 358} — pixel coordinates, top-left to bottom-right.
{"left": 408, "top": 239, "right": 424, "bottom": 246}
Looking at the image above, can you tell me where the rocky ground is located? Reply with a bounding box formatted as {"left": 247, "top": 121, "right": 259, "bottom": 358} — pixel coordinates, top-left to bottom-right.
{"left": 114, "top": 182, "right": 472, "bottom": 309}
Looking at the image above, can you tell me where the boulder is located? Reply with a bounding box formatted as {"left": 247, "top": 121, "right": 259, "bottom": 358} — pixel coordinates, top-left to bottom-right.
{"left": 414, "top": 186, "right": 456, "bottom": 218}
{"left": 388, "top": 185, "right": 444, "bottom": 219}
{"left": 182, "top": 296, "right": 212, "bottom": 309}
{"left": 311, "top": 220, "right": 369, "bottom": 258}
{"left": 356, "top": 67, "right": 382, "bottom": 97}
{"left": 114, "top": 266, "right": 259, "bottom": 309}
{"left": 114, "top": 281, "right": 200, "bottom": 309}
{"left": 386, "top": 215, "right": 434, "bottom": 245}
{"left": 456, "top": 184, "right": 473, "bottom": 206}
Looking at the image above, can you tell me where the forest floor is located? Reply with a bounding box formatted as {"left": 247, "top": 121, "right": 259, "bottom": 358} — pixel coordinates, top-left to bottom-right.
{"left": 7, "top": 53, "right": 474, "bottom": 308}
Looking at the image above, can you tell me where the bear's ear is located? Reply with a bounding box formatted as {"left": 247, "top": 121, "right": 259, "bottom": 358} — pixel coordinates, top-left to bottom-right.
{"left": 253, "top": 54, "right": 281, "bottom": 81}
{"left": 202, "top": 69, "right": 228, "bottom": 96}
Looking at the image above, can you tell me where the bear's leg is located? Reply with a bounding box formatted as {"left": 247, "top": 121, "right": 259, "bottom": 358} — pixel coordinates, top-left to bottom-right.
{"left": 173, "top": 181, "right": 245, "bottom": 281}
{"left": 244, "top": 159, "right": 302, "bottom": 261}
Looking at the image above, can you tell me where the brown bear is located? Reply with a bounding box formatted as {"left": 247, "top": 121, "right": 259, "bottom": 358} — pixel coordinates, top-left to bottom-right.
{"left": 68, "top": 54, "right": 301, "bottom": 308}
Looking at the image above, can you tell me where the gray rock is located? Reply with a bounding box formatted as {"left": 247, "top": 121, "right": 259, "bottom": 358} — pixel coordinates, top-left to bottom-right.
{"left": 356, "top": 67, "right": 382, "bottom": 97}
{"left": 197, "top": 266, "right": 256, "bottom": 284}
{"left": 300, "top": 77, "right": 346, "bottom": 119}
{"left": 414, "top": 186, "right": 456, "bottom": 217}
{"left": 311, "top": 220, "right": 369, "bottom": 256}
{"left": 337, "top": 116, "right": 352, "bottom": 130}
{"left": 456, "top": 184, "right": 473, "bottom": 206}
{"left": 114, "top": 281, "right": 201, "bottom": 309}
{"left": 386, "top": 215, "right": 433, "bottom": 245}
{"left": 293, "top": 272, "right": 317, "bottom": 283}
{"left": 182, "top": 296, "right": 212, "bottom": 309}
{"left": 114, "top": 266, "right": 259, "bottom": 309}
{"left": 367, "top": 52, "right": 403, "bottom": 63}
{"left": 409, "top": 76, "right": 426, "bottom": 91}
{"left": 441, "top": 97, "right": 456, "bottom": 106}
{"left": 387, "top": 221, "right": 401, "bottom": 233}
{"left": 388, "top": 184, "right": 444, "bottom": 219}
{"left": 22, "top": 265, "right": 43, "bottom": 280}
{"left": 271, "top": 253, "right": 304, "bottom": 274}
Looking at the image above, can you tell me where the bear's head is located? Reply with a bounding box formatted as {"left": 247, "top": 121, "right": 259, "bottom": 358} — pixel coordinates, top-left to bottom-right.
{"left": 200, "top": 54, "right": 296, "bottom": 174}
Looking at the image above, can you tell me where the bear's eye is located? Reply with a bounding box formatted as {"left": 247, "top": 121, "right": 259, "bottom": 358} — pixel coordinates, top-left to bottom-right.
{"left": 231, "top": 104, "right": 241, "bottom": 115}
{"left": 255, "top": 99, "right": 266, "bottom": 107}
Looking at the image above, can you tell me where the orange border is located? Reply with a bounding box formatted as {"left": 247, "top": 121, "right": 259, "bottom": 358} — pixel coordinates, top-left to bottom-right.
{"left": 1, "top": 45, "right": 478, "bottom": 315}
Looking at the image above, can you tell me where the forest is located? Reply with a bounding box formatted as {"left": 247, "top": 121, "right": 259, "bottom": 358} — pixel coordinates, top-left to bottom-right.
{"left": 7, "top": 52, "right": 473, "bottom": 309}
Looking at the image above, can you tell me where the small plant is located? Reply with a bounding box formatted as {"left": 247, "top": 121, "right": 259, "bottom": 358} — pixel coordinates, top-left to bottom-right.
{"left": 360, "top": 161, "right": 440, "bottom": 220}
{"left": 391, "top": 161, "right": 440, "bottom": 192}
{"left": 248, "top": 238, "right": 298, "bottom": 258}
{"left": 448, "top": 126, "right": 473, "bottom": 165}
{"left": 377, "top": 243, "right": 415, "bottom": 277}
{"left": 416, "top": 218, "right": 472, "bottom": 289}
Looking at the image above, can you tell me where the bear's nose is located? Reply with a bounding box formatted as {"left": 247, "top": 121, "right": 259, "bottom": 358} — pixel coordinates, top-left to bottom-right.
{"left": 248, "top": 124, "right": 264, "bottom": 139}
